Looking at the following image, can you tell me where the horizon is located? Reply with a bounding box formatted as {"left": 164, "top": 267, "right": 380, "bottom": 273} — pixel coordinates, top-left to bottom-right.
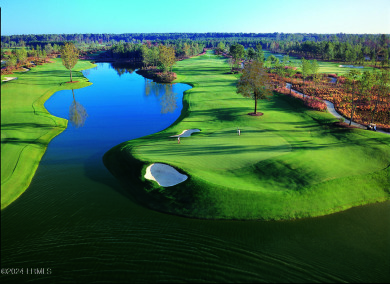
{"left": 2, "top": 32, "right": 390, "bottom": 36}
{"left": 1, "top": 0, "right": 390, "bottom": 35}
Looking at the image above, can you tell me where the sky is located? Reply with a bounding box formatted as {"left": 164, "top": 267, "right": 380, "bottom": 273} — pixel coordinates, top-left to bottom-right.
{"left": 1, "top": 0, "right": 390, "bottom": 35}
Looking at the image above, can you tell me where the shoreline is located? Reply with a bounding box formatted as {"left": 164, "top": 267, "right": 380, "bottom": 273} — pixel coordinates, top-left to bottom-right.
{"left": 1, "top": 59, "right": 97, "bottom": 209}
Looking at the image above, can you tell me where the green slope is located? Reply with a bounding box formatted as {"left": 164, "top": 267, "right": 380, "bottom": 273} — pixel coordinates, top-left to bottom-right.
{"left": 103, "top": 51, "right": 390, "bottom": 220}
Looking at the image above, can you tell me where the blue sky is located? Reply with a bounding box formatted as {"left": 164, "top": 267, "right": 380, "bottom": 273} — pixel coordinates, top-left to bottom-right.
{"left": 1, "top": 0, "right": 389, "bottom": 35}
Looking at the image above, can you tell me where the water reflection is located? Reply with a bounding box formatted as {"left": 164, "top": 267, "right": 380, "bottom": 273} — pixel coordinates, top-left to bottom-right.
{"left": 144, "top": 79, "right": 178, "bottom": 114}
{"left": 109, "top": 62, "right": 137, "bottom": 77}
{"left": 69, "top": 89, "right": 88, "bottom": 128}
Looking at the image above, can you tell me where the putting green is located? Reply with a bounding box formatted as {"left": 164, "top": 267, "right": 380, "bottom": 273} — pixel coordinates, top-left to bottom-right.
{"left": 134, "top": 127, "right": 291, "bottom": 191}
{"left": 134, "top": 128, "right": 291, "bottom": 171}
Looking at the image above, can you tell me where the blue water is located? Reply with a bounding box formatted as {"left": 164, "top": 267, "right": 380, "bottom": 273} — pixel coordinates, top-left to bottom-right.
{"left": 44, "top": 63, "right": 191, "bottom": 158}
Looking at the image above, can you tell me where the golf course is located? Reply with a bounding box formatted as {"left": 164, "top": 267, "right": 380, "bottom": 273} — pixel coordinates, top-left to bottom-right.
{"left": 1, "top": 58, "right": 96, "bottom": 209}
{"left": 104, "top": 50, "right": 390, "bottom": 220}
{"left": 1, "top": 48, "right": 389, "bottom": 284}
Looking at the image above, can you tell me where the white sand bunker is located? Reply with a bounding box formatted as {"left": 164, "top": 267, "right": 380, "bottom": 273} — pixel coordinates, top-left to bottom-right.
{"left": 2, "top": 77, "right": 17, "bottom": 82}
{"left": 144, "top": 163, "right": 188, "bottom": 187}
{"left": 170, "top": 129, "right": 200, "bottom": 137}
{"left": 338, "top": 65, "right": 363, "bottom": 68}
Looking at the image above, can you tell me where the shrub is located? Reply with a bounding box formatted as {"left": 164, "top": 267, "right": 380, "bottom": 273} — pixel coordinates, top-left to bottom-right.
{"left": 155, "top": 71, "right": 177, "bottom": 83}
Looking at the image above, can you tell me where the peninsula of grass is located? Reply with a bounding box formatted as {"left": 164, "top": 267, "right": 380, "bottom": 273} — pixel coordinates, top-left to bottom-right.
{"left": 1, "top": 58, "right": 96, "bottom": 209}
{"left": 103, "top": 50, "right": 390, "bottom": 220}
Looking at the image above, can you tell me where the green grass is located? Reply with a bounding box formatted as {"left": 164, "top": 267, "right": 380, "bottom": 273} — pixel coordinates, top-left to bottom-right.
{"left": 105, "top": 50, "right": 390, "bottom": 220}
{"left": 1, "top": 58, "right": 96, "bottom": 209}
{"left": 263, "top": 50, "right": 376, "bottom": 74}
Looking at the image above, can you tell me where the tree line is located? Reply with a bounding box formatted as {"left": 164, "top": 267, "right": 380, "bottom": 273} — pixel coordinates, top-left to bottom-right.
{"left": 107, "top": 41, "right": 204, "bottom": 61}
{"left": 2, "top": 32, "right": 388, "bottom": 52}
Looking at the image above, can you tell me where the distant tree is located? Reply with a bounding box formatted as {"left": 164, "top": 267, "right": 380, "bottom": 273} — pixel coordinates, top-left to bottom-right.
{"left": 53, "top": 44, "right": 60, "bottom": 53}
{"left": 44, "top": 43, "right": 53, "bottom": 55}
{"left": 381, "top": 48, "right": 389, "bottom": 67}
{"left": 300, "top": 58, "right": 312, "bottom": 98}
{"left": 370, "top": 49, "right": 376, "bottom": 67}
{"left": 285, "top": 64, "right": 297, "bottom": 95}
{"left": 42, "top": 50, "right": 47, "bottom": 62}
{"left": 380, "top": 34, "right": 387, "bottom": 48}
{"left": 255, "top": 44, "right": 264, "bottom": 62}
{"left": 61, "top": 42, "right": 79, "bottom": 82}
{"left": 150, "top": 46, "right": 159, "bottom": 66}
{"left": 158, "top": 45, "right": 176, "bottom": 72}
{"left": 229, "top": 43, "right": 245, "bottom": 70}
{"left": 16, "top": 48, "right": 27, "bottom": 66}
{"left": 274, "top": 60, "right": 286, "bottom": 79}
{"left": 247, "top": 47, "right": 256, "bottom": 61}
{"left": 36, "top": 45, "right": 42, "bottom": 62}
{"left": 345, "top": 48, "right": 356, "bottom": 63}
{"left": 236, "top": 60, "right": 272, "bottom": 115}
{"left": 216, "top": 41, "right": 225, "bottom": 54}
{"left": 311, "top": 59, "right": 320, "bottom": 87}
{"left": 6, "top": 55, "right": 17, "bottom": 68}
{"left": 183, "top": 42, "right": 190, "bottom": 56}
{"left": 141, "top": 44, "right": 151, "bottom": 67}
{"left": 342, "top": 70, "right": 361, "bottom": 126}
{"left": 28, "top": 47, "right": 37, "bottom": 61}
{"left": 265, "top": 54, "right": 278, "bottom": 68}
{"left": 357, "top": 49, "right": 365, "bottom": 65}
{"left": 371, "top": 69, "right": 390, "bottom": 124}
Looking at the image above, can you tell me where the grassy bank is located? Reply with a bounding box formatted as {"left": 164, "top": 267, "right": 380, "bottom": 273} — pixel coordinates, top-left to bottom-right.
{"left": 103, "top": 50, "right": 390, "bottom": 220}
{"left": 1, "top": 58, "right": 96, "bottom": 209}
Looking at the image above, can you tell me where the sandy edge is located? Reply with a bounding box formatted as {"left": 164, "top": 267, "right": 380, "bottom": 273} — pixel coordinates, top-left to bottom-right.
{"left": 144, "top": 163, "right": 188, "bottom": 187}
{"left": 2, "top": 77, "right": 18, "bottom": 82}
{"left": 170, "top": 129, "right": 200, "bottom": 137}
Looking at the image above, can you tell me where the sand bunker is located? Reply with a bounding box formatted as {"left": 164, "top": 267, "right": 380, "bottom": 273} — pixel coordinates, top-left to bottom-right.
{"left": 338, "top": 65, "right": 363, "bottom": 68}
{"left": 2, "top": 77, "right": 17, "bottom": 82}
{"left": 144, "top": 163, "right": 188, "bottom": 187}
{"left": 170, "top": 129, "right": 200, "bottom": 138}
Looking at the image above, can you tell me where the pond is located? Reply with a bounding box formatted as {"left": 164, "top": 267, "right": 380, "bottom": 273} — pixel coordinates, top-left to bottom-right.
{"left": 1, "top": 62, "right": 389, "bottom": 283}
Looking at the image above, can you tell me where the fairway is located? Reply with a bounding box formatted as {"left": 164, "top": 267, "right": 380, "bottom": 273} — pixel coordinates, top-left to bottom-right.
{"left": 263, "top": 50, "right": 375, "bottom": 74}
{"left": 1, "top": 58, "right": 96, "bottom": 209}
{"left": 104, "top": 50, "right": 390, "bottom": 220}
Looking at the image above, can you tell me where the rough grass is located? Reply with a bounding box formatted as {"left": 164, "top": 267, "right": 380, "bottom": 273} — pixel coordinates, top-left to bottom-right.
{"left": 103, "top": 50, "right": 390, "bottom": 220}
{"left": 1, "top": 58, "right": 96, "bottom": 209}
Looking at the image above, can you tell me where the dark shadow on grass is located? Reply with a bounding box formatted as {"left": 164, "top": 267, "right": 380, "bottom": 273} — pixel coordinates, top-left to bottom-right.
{"left": 1, "top": 137, "right": 46, "bottom": 146}
{"left": 186, "top": 107, "right": 249, "bottom": 122}
{"left": 2, "top": 123, "right": 56, "bottom": 129}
